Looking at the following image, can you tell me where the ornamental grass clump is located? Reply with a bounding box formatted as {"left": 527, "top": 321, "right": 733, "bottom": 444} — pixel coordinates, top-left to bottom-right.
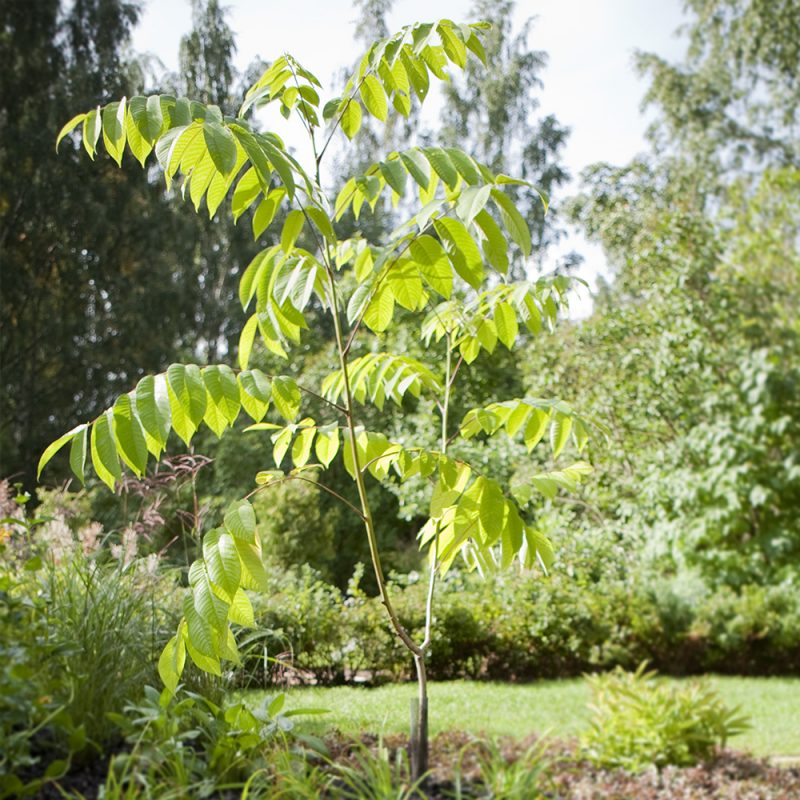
{"left": 582, "top": 662, "right": 750, "bottom": 771}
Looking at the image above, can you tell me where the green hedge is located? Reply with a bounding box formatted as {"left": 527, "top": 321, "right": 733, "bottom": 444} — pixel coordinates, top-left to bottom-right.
{"left": 236, "top": 566, "right": 800, "bottom": 686}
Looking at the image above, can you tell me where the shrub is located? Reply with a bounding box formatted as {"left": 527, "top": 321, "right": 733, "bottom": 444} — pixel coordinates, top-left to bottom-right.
{"left": 234, "top": 564, "right": 800, "bottom": 685}
{"left": 581, "top": 663, "right": 750, "bottom": 771}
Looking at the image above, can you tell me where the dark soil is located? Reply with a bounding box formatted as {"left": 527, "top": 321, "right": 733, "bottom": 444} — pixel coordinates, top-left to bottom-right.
{"left": 327, "top": 730, "right": 800, "bottom": 799}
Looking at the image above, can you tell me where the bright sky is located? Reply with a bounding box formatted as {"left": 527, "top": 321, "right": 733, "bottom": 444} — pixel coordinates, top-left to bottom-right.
{"left": 132, "top": 0, "right": 687, "bottom": 314}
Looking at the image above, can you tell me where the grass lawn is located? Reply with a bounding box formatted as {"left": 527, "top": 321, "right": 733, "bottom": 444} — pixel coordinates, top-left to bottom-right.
{"left": 247, "top": 677, "right": 800, "bottom": 757}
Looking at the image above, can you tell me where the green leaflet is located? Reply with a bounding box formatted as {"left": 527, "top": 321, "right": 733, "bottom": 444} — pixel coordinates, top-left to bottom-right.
{"left": 238, "top": 314, "right": 258, "bottom": 370}
{"left": 271, "top": 426, "right": 293, "bottom": 467}
{"left": 281, "top": 209, "right": 305, "bottom": 252}
{"left": 202, "top": 365, "right": 241, "bottom": 436}
{"left": 424, "top": 147, "right": 458, "bottom": 189}
{"left": 387, "top": 261, "right": 425, "bottom": 311}
{"left": 340, "top": 100, "right": 363, "bottom": 140}
{"left": 238, "top": 370, "right": 271, "bottom": 421}
{"left": 494, "top": 301, "right": 519, "bottom": 349}
{"left": 203, "top": 528, "right": 241, "bottom": 601}
{"left": 232, "top": 167, "right": 261, "bottom": 221}
{"left": 305, "top": 206, "right": 336, "bottom": 243}
{"left": 224, "top": 500, "right": 257, "bottom": 544}
{"left": 55, "top": 113, "right": 86, "bottom": 152}
{"left": 399, "top": 149, "right": 431, "bottom": 188}
{"left": 101, "top": 99, "right": 127, "bottom": 166}
{"left": 183, "top": 594, "right": 220, "bottom": 662}
{"left": 445, "top": 147, "right": 481, "bottom": 184}
{"left": 363, "top": 284, "right": 395, "bottom": 333}
{"left": 228, "top": 588, "right": 255, "bottom": 627}
{"left": 491, "top": 188, "right": 532, "bottom": 257}
{"left": 112, "top": 395, "right": 148, "bottom": 476}
{"left": 271, "top": 376, "right": 301, "bottom": 421}
{"left": 380, "top": 159, "right": 407, "bottom": 196}
{"left": 291, "top": 424, "right": 316, "bottom": 467}
{"left": 314, "top": 424, "right": 341, "bottom": 468}
{"left": 360, "top": 74, "right": 388, "bottom": 122}
{"left": 524, "top": 409, "right": 550, "bottom": 452}
{"left": 125, "top": 108, "right": 151, "bottom": 167}
{"left": 37, "top": 424, "right": 87, "bottom": 480}
{"left": 82, "top": 107, "right": 102, "bottom": 158}
{"left": 456, "top": 184, "right": 491, "bottom": 226}
{"left": 166, "top": 363, "right": 207, "bottom": 445}
{"left": 190, "top": 558, "right": 230, "bottom": 629}
{"left": 550, "top": 412, "right": 573, "bottom": 458}
{"left": 409, "top": 235, "right": 452, "bottom": 298}
{"left": 235, "top": 537, "right": 269, "bottom": 592}
{"left": 158, "top": 634, "right": 186, "bottom": 695}
{"left": 525, "top": 527, "right": 554, "bottom": 573}
{"left": 90, "top": 410, "right": 121, "bottom": 490}
{"left": 69, "top": 427, "right": 88, "bottom": 485}
{"left": 474, "top": 209, "right": 509, "bottom": 274}
{"left": 135, "top": 374, "right": 171, "bottom": 456}
{"left": 434, "top": 217, "right": 484, "bottom": 288}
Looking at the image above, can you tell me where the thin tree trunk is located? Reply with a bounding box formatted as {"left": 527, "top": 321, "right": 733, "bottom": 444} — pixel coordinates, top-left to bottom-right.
{"left": 410, "top": 653, "right": 429, "bottom": 779}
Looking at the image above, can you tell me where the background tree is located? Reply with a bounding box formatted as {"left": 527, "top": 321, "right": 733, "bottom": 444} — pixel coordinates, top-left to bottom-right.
{"left": 635, "top": 0, "right": 800, "bottom": 186}
{"left": 0, "top": 0, "right": 177, "bottom": 483}
{"left": 525, "top": 0, "right": 800, "bottom": 587}
{"left": 0, "top": 0, "right": 253, "bottom": 483}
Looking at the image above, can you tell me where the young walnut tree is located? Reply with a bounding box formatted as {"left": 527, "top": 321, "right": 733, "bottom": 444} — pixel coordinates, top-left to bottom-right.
{"left": 40, "top": 19, "right": 602, "bottom": 777}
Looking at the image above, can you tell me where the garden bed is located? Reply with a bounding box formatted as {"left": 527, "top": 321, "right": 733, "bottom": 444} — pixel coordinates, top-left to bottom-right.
{"left": 324, "top": 731, "right": 800, "bottom": 800}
